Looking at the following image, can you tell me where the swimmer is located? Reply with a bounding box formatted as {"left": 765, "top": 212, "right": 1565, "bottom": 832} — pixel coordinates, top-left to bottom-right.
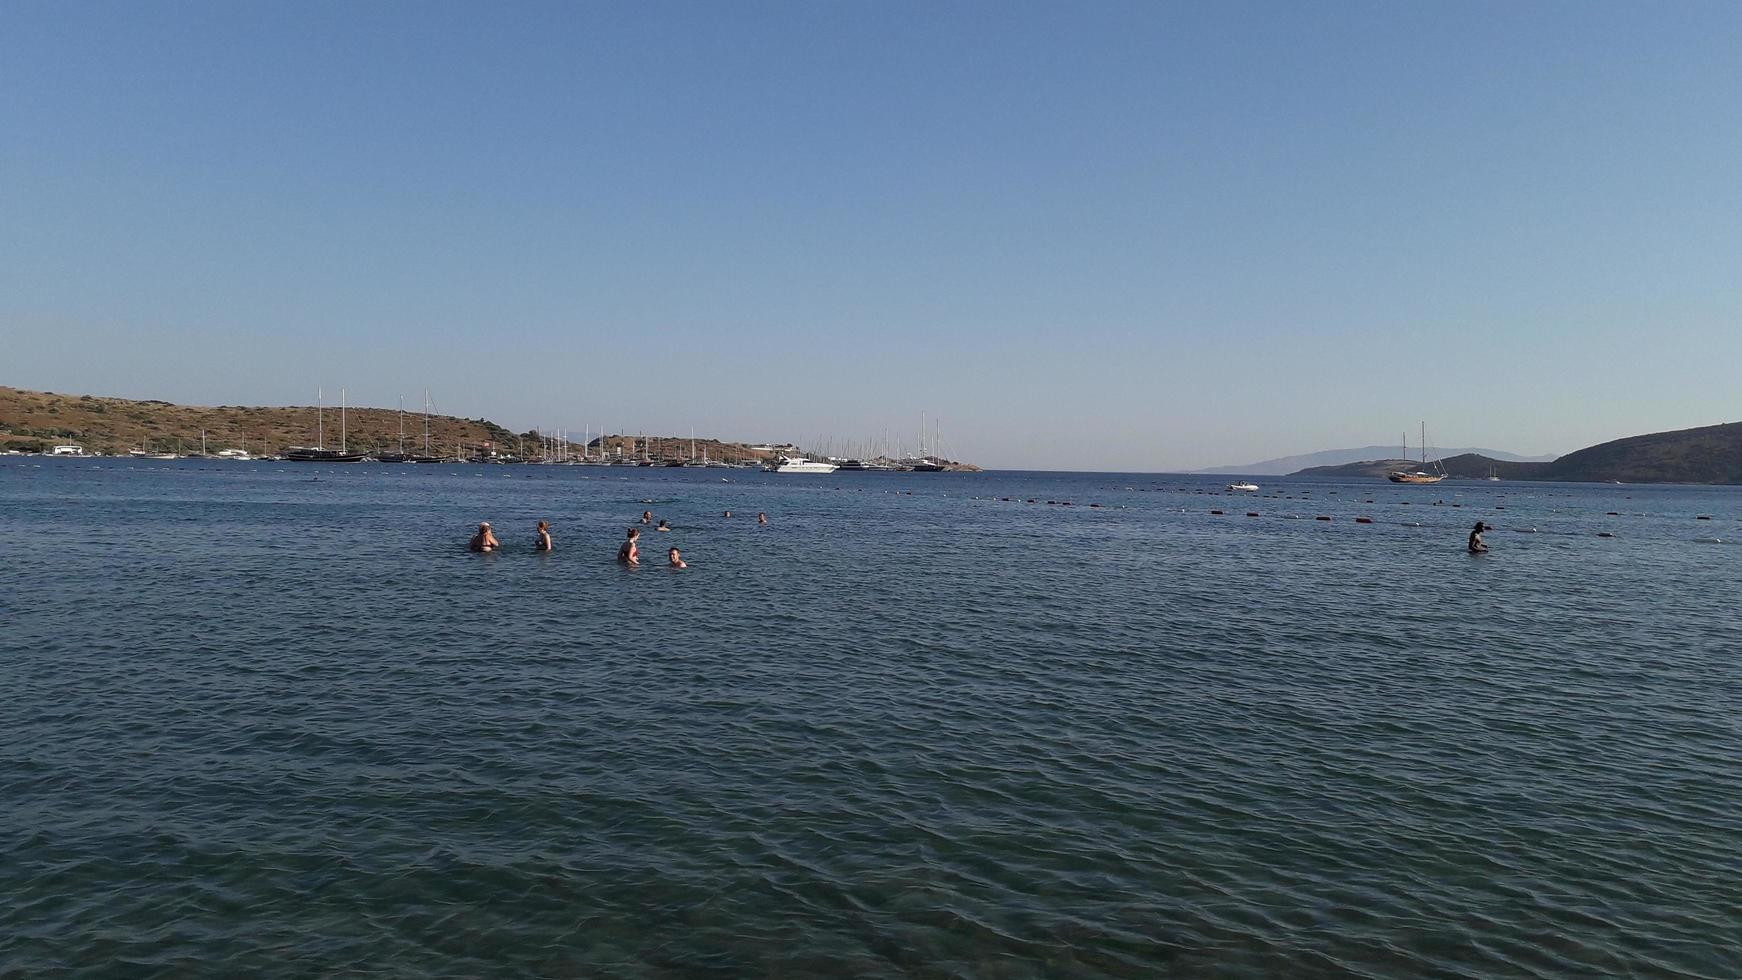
{"left": 757, "top": 512, "right": 768, "bottom": 525}
{"left": 534, "top": 520, "right": 553, "bottom": 552}
{"left": 618, "top": 527, "right": 640, "bottom": 565}
{"left": 656, "top": 519, "right": 670, "bottom": 532}
{"left": 1468, "top": 521, "right": 1489, "bottom": 553}
{"left": 723, "top": 510, "right": 732, "bottom": 518}
{"left": 667, "top": 547, "right": 686, "bottom": 568}
{"left": 640, "top": 511, "right": 653, "bottom": 525}
{"left": 468, "top": 522, "right": 499, "bottom": 553}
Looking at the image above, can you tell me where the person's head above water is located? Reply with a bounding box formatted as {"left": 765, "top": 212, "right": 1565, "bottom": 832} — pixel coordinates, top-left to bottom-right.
{"left": 1473, "top": 522, "right": 1487, "bottom": 532}
{"left": 627, "top": 526, "right": 639, "bottom": 539}
{"left": 537, "top": 521, "right": 548, "bottom": 531}
{"left": 668, "top": 547, "right": 685, "bottom": 567}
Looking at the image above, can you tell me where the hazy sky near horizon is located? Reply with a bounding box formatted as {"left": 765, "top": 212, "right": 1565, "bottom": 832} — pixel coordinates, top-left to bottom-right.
{"left": 4, "top": 1, "right": 1739, "bottom": 469}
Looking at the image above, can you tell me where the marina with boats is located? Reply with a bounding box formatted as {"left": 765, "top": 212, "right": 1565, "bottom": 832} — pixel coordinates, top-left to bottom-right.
{"left": 2, "top": 386, "right": 978, "bottom": 471}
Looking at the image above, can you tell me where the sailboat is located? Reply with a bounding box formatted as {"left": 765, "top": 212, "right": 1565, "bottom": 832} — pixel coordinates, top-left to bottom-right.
{"left": 378, "top": 396, "right": 415, "bottom": 462}
{"left": 285, "top": 387, "right": 369, "bottom": 462}
{"left": 1487, "top": 465, "right": 1500, "bottom": 482}
{"left": 1388, "top": 423, "right": 1444, "bottom": 484}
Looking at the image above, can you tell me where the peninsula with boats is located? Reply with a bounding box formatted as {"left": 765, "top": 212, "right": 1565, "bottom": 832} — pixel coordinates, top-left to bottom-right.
{"left": 1290, "top": 421, "right": 1742, "bottom": 485}
{"left": 0, "top": 386, "right": 980, "bottom": 472}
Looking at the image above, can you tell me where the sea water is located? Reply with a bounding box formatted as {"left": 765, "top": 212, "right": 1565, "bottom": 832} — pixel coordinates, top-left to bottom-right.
{"left": 2, "top": 459, "right": 1738, "bottom": 977}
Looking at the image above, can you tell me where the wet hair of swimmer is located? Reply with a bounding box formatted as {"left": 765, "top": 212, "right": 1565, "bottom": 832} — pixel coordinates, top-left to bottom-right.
{"left": 537, "top": 521, "right": 548, "bottom": 531}
{"left": 627, "top": 527, "right": 639, "bottom": 538}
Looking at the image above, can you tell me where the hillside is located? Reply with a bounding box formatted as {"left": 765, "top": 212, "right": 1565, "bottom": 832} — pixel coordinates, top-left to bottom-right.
{"left": 1292, "top": 421, "right": 1742, "bottom": 484}
{"left": 1195, "top": 444, "right": 1555, "bottom": 475}
{"left": 0, "top": 386, "right": 979, "bottom": 469}
{"left": 0, "top": 387, "right": 524, "bottom": 457}
{"left": 0, "top": 386, "right": 774, "bottom": 461}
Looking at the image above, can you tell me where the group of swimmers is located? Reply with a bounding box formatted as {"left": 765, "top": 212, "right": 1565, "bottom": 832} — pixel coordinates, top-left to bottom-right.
{"left": 466, "top": 509, "right": 769, "bottom": 567}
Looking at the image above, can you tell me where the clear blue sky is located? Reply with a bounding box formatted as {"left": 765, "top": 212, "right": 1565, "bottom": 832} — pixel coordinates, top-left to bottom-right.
{"left": 4, "top": 1, "right": 1739, "bottom": 469}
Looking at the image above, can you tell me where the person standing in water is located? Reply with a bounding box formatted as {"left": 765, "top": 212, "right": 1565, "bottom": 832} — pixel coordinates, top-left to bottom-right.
{"left": 618, "top": 527, "right": 640, "bottom": 565}
{"left": 667, "top": 547, "right": 686, "bottom": 568}
{"left": 468, "top": 522, "right": 499, "bottom": 553}
{"left": 757, "top": 512, "right": 768, "bottom": 525}
{"left": 534, "top": 521, "right": 553, "bottom": 553}
{"left": 1468, "top": 522, "right": 1489, "bottom": 553}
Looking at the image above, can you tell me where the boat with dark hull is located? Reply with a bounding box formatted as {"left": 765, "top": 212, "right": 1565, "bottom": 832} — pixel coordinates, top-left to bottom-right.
{"left": 286, "top": 387, "right": 369, "bottom": 462}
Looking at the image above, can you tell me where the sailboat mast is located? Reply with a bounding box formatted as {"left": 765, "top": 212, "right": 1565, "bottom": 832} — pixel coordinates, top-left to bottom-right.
{"left": 340, "top": 387, "right": 348, "bottom": 454}
{"left": 318, "top": 386, "right": 325, "bottom": 450}
{"left": 398, "top": 396, "right": 405, "bottom": 453}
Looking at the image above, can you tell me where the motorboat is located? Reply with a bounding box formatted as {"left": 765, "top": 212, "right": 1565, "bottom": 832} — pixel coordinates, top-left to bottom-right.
{"left": 770, "top": 456, "right": 839, "bottom": 474}
{"left": 1226, "top": 482, "right": 1259, "bottom": 492}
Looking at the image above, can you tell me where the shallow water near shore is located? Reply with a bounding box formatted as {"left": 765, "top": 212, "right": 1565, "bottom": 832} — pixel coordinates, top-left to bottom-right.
{"left": 3, "top": 458, "right": 1740, "bottom": 977}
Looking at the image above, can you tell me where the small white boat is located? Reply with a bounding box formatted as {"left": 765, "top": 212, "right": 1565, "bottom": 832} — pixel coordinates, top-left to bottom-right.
{"left": 770, "top": 456, "right": 839, "bottom": 474}
{"left": 1226, "top": 482, "right": 1259, "bottom": 492}
{"left": 50, "top": 444, "right": 89, "bottom": 456}
{"left": 216, "top": 448, "right": 253, "bottom": 460}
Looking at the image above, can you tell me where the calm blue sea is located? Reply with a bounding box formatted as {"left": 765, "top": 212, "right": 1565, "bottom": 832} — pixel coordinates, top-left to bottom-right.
{"left": 3, "top": 458, "right": 1739, "bottom": 978}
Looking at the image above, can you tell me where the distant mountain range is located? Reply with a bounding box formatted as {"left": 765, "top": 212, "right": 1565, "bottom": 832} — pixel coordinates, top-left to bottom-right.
{"left": 1195, "top": 445, "right": 1556, "bottom": 476}
{"left": 1292, "top": 421, "right": 1742, "bottom": 484}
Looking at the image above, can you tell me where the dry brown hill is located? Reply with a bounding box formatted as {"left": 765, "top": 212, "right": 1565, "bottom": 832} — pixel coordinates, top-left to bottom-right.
{"left": 0, "top": 386, "right": 780, "bottom": 464}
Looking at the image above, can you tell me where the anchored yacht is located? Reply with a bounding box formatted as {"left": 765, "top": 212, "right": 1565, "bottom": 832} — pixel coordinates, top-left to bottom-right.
{"left": 770, "top": 456, "right": 839, "bottom": 474}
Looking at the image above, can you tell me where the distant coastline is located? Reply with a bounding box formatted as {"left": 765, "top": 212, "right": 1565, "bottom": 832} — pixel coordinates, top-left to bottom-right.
{"left": 1289, "top": 421, "right": 1742, "bottom": 485}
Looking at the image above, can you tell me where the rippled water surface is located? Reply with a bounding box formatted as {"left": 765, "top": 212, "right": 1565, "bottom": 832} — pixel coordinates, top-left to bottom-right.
{"left": 4, "top": 459, "right": 1740, "bottom": 977}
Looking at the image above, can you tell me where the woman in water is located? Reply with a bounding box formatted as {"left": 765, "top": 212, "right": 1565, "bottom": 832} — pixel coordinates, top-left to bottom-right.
{"left": 618, "top": 527, "right": 640, "bottom": 565}
{"left": 1468, "top": 522, "right": 1489, "bottom": 553}
{"left": 667, "top": 547, "right": 686, "bottom": 568}
{"left": 468, "top": 522, "right": 499, "bottom": 553}
{"left": 534, "top": 520, "right": 553, "bottom": 552}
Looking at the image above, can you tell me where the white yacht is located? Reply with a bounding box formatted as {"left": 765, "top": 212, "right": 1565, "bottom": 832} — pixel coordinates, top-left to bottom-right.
{"left": 216, "top": 448, "right": 253, "bottom": 460}
{"left": 770, "top": 456, "right": 839, "bottom": 474}
{"left": 1226, "top": 481, "right": 1259, "bottom": 492}
{"left": 50, "top": 444, "right": 89, "bottom": 456}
